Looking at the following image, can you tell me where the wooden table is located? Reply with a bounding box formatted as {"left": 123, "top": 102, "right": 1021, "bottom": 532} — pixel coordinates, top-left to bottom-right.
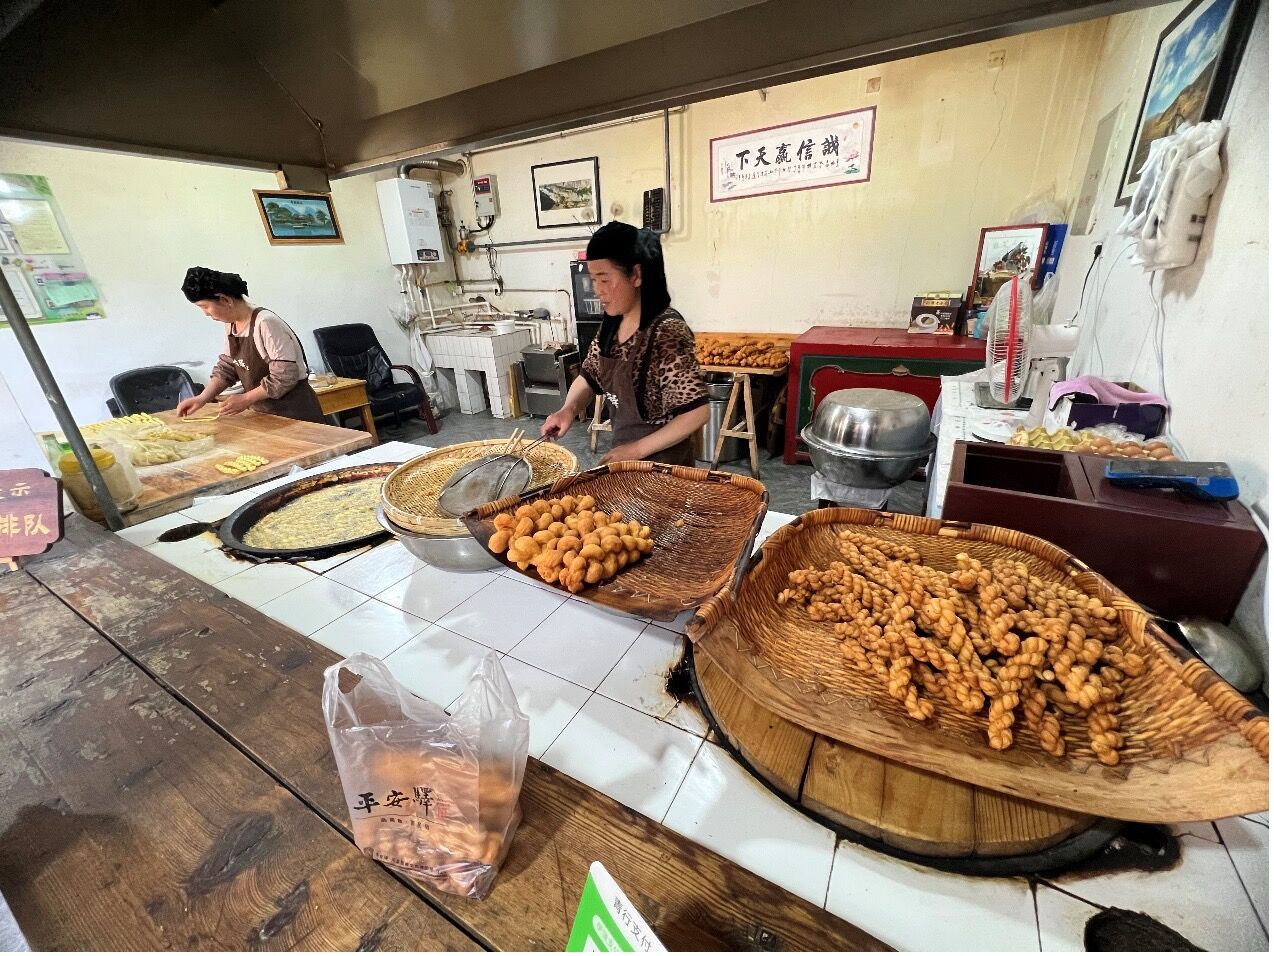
{"left": 313, "top": 376, "right": 378, "bottom": 441}
{"left": 703, "top": 364, "right": 788, "bottom": 478}
{"left": 4, "top": 516, "right": 887, "bottom": 952}
{"left": 121, "top": 410, "right": 374, "bottom": 526}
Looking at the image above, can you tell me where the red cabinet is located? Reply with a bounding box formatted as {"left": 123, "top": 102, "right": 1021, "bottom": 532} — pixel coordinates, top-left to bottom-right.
{"left": 785, "top": 328, "right": 986, "bottom": 464}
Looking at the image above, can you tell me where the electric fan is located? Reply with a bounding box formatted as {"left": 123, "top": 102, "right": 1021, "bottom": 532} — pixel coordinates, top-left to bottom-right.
{"left": 975, "top": 273, "right": 1079, "bottom": 426}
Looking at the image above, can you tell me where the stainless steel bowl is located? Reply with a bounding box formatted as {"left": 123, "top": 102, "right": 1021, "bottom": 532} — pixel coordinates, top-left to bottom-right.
{"left": 808, "top": 388, "right": 933, "bottom": 455}
{"left": 802, "top": 427, "right": 936, "bottom": 489}
{"left": 376, "top": 505, "right": 500, "bottom": 572}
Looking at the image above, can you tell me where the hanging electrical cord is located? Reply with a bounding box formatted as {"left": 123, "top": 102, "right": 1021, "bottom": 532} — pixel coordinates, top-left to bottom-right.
{"left": 1067, "top": 245, "right": 1102, "bottom": 326}
{"left": 1082, "top": 240, "right": 1137, "bottom": 376}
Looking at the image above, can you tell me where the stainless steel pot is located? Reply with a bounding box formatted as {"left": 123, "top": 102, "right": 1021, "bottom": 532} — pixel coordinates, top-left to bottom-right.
{"left": 801, "top": 427, "right": 936, "bottom": 489}
{"left": 376, "top": 505, "right": 500, "bottom": 572}
{"left": 807, "top": 388, "right": 933, "bottom": 455}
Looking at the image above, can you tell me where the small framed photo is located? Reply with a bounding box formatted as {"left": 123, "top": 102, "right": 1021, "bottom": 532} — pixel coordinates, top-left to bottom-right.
{"left": 253, "top": 189, "right": 344, "bottom": 245}
{"left": 531, "top": 158, "right": 601, "bottom": 229}
{"left": 971, "top": 224, "right": 1049, "bottom": 301}
{"left": 1116, "top": 0, "right": 1257, "bottom": 205}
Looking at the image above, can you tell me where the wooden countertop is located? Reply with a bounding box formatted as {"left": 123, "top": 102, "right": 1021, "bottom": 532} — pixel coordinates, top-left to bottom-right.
{"left": 5, "top": 516, "right": 888, "bottom": 952}
{"left": 122, "top": 410, "right": 374, "bottom": 526}
{"left": 792, "top": 327, "right": 987, "bottom": 358}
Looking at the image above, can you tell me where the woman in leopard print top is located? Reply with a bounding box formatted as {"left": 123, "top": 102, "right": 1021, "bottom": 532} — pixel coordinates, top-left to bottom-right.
{"left": 542, "top": 222, "right": 708, "bottom": 465}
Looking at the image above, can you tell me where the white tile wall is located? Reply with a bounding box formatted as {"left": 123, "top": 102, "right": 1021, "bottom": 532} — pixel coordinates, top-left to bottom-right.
{"left": 542, "top": 694, "right": 701, "bottom": 821}
{"left": 1214, "top": 815, "right": 1269, "bottom": 932}
{"left": 1034, "top": 884, "right": 1101, "bottom": 951}
{"left": 1049, "top": 833, "right": 1267, "bottom": 951}
{"left": 663, "top": 741, "right": 836, "bottom": 908}
{"left": 826, "top": 842, "right": 1039, "bottom": 952}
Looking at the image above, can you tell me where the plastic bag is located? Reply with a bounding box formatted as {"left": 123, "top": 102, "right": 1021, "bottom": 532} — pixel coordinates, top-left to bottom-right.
{"left": 1007, "top": 188, "right": 1065, "bottom": 227}
{"left": 1032, "top": 273, "right": 1059, "bottom": 326}
{"left": 323, "top": 651, "right": 529, "bottom": 900}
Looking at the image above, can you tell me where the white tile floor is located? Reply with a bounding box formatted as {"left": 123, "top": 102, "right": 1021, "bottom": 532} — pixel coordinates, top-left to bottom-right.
{"left": 122, "top": 440, "right": 1270, "bottom": 953}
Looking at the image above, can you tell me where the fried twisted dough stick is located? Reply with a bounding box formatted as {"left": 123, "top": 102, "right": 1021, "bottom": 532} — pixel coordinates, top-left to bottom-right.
{"left": 776, "top": 534, "right": 1131, "bottom": 762}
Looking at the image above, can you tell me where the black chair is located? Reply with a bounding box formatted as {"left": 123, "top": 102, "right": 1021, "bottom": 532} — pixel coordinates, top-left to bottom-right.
{"left": 313, "top": 323, "right": 438, "bottom": 434}
{"left": 108, "top": 365, "right": 197, "bottom": 415}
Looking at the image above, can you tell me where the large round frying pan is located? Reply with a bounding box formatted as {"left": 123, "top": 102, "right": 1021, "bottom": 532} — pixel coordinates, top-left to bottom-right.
{"left": 217, "top": 462, "right": 398, "bottom": 562}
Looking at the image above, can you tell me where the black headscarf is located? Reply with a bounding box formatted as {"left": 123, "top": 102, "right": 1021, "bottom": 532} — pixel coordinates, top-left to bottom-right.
{"left": 181, "top": 266, "right": 248, "bottom": 302}
{"left": 586, "top": 221, "right": 670, "bottom": 326}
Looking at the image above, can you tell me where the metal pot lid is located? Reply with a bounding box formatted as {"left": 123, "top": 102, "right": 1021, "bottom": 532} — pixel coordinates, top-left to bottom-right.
{"left": 807, "top": 389, "right": 933, "bottom": 454}
{"left": 802, "top": 425, "right": 936, "bottom": 460}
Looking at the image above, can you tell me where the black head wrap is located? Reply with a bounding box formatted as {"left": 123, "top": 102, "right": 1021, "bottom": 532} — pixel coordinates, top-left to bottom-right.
{"left": 586, "top": 221, "right": 671, "bottom": 325}
{"left": 181, "top": 266, "right": 248, "bottom": 303}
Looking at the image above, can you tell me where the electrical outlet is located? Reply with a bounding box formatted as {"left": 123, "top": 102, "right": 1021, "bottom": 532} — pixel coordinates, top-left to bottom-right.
{"left": 988, "top": 49, "right": 1006, "bottom": 70}
{"left": 866, "top": 76, "right": 882, "bottom": 94}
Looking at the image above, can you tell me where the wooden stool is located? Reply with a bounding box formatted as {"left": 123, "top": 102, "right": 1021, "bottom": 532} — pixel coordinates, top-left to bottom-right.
{"left": 711, "top": 372, "right": 760, "bottom": 477}
{"left": 588, "top": 395, "right": 612, "bottom": 453}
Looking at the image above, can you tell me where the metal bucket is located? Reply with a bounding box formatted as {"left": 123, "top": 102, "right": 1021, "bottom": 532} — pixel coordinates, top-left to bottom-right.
{"left": 695, "top": 374, "right": 745, "bottom": 464}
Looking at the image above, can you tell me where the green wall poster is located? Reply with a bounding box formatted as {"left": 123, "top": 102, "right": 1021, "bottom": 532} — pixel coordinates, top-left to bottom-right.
{"left": 0, "top": 174, "right": 105, "bottom": 326}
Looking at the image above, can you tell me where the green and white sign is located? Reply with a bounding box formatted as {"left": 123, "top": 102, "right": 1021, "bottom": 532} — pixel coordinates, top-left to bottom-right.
{"left": 566, "top": 862, "right": 666, "bottom": 953}
{"left": 0, "top": 174, "right": 105, "bottom": 327}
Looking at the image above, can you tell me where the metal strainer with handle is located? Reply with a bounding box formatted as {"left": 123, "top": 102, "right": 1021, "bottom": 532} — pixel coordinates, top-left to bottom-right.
{"left": 437, "top": 430, "right": 548, "bottom": 517}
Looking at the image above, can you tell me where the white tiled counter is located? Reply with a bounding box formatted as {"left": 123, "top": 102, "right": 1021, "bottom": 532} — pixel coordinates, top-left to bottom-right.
{"left": 122, "top": 441, "right": 1269, "bottom": 952}
{"left": 424, "top": 327, "right": 532, "bottom": 417}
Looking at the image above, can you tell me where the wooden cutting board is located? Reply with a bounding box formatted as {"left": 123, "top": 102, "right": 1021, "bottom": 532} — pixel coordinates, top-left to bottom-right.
{"left": 120, "top": 410, "right": 374, "bottom": 525}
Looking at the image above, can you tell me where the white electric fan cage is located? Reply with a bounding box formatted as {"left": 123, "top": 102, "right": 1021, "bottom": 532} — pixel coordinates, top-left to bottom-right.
{"left": 985, "top": 272, "right": 1033, "bottom": 405}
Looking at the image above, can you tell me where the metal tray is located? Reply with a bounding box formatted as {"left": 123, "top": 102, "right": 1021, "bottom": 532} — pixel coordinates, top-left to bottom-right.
{"left": 219, "top": 463, "right": 397, "bottom": 561}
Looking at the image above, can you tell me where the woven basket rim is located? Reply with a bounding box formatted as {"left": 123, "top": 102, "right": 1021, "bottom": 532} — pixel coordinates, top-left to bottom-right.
{"left": 686, "top": 507, "right": 1269, "bottom": 822}
{"left": 382, "top": 439, "right": 577, "bottom": 537}
{"left": 465, "top": 460, "right": 768, "bottom": 621}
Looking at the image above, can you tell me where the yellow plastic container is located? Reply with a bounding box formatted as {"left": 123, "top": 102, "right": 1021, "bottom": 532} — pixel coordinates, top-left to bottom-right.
{"left": 59, "top": 446, "right": 141, "bottom": 520}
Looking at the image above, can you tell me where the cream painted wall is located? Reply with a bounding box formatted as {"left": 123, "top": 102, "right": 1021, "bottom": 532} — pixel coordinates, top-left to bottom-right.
{"left": 0, "top": 141, "right": 413, "bottom": 432}
{"left": 1052, "top": 2, "right": 1269, "bottom": 648}
{"left": 439, "top": 20, "right": 1107, "bottom": 332}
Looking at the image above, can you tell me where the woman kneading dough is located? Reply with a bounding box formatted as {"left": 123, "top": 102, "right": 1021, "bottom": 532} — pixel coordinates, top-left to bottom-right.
{"left": 175, "top": 266, "right": 326, "bottom": 424}
{"left": 542, "top": 222, "right": 708, "bottom": 465}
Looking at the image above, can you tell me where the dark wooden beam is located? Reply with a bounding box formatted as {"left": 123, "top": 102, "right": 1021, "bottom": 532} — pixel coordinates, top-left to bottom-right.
{"left": 332, "top": 0, "right": 1164, "bottom": 174}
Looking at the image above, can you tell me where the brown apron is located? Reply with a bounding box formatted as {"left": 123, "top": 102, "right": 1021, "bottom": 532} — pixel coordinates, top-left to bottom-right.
{"left": 596, "top": 313, "right": 695, "bottom": 466}
{"left": 227, "top": 308, "right": 326, "bottom": 424}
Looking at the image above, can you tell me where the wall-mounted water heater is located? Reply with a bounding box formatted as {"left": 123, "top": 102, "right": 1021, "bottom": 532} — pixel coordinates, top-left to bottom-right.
{"left": 376, "top": 178, "right": 447, "bottom": 265}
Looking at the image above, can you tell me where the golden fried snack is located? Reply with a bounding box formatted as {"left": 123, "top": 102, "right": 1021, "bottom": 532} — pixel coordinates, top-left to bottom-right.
{"left": 488, "top": 494, "right": 654, "bottom": 593}
{"left": 775, "top": 536, "right": 1132, "bottom": 764}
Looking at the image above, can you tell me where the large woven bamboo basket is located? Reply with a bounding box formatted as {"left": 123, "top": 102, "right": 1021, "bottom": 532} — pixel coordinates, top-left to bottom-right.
{"left": 686, "top": 508, "right": 1268, "bottom": 823}
{"left": 464, "top": 461, "right": 768, "bottom": 621}
{"left": 382, "top": 440, "right": 577, "bottom": 537}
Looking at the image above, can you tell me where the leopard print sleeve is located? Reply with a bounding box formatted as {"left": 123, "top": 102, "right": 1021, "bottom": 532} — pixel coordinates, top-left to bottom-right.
{"left": 643, "top": 311, "right": 708, "bottom": 423}
{"left": 580, "top": 334, "right": 603, "bottom": 395}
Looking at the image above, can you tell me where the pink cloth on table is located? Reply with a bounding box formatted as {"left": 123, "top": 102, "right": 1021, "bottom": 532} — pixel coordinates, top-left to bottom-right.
{"left": 1049, "top": 376, "right": 1168, "bottom": 410}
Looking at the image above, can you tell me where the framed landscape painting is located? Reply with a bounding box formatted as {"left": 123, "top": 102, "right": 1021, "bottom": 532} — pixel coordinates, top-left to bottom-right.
{"left": 253, "top": 190, "right": 344, "bottom": 244}
{"left": 1116, "top": 0, "right": 1256, "bottom": 205}
{"left": 531, "top": 158, "right": 601, "bottom": 228}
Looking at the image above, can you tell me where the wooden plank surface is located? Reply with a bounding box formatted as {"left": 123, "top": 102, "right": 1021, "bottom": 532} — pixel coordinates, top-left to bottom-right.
{"left": 25, "top": 516, "right": 888, "bottom": 952}
{"left": 0, "top": 571, "right": 477, "bottom": 952}
{"left": 972, "top": 788, "right": 1092, "bottom": 857}
{"left": 122, "top": 410, "right": 374, "bottom": 526}
{"left": 879, "top": 761, "right": 976, "bottom": 857}
{"left": 802, "top": 736, "right": 886, "bottom": 840}
{"left": 696, "top": 655, "right": 813, "bottom": 798}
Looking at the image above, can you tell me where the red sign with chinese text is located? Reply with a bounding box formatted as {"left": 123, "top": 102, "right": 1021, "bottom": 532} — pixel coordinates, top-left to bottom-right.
{"left": 0, "top": 469, "right": 64, "bottom": 557}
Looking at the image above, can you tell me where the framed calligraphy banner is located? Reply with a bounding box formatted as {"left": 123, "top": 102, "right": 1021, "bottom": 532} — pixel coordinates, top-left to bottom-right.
{"left": 710, "top": 107, "right": 876, "bottom": 202}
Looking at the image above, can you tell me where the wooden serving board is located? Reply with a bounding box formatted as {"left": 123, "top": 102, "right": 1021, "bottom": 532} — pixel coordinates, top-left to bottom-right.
{"left": 694, "top": 654, "right": 1097, "bottom": 859}
{"left": 121, "top": 410, "right": 373, "bottom": 526}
